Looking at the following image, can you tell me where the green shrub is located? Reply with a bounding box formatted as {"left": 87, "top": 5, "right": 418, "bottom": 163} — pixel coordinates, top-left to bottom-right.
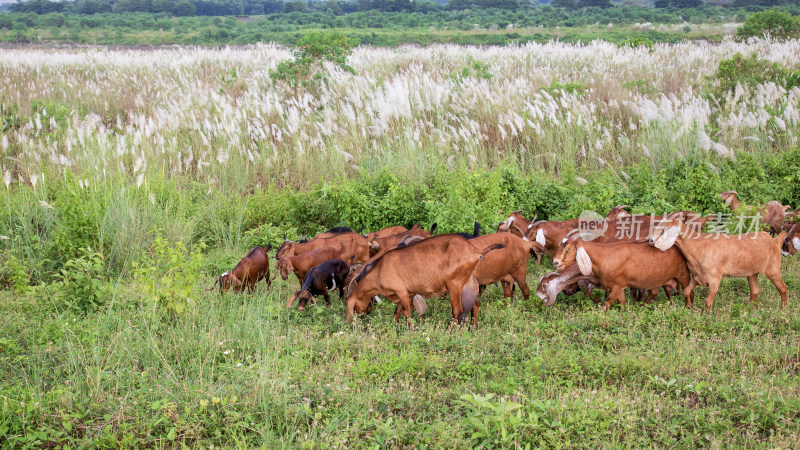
{"left": 0, "top": 250, "right": 31, "bottom": 294}
{"left": 52, "top": 173, "right": 104, "bottom": 261}
{"left": 269, "top": 31, "right": 356, "bottom": 93}
{"left": 132, "top": 236, "right": 205, "bottom": 316}
{"left": 714, "top": 53, "right": 785, "bottom": 94}
{"left": 541, "top": 81, "right": 587, "bottom": 98}
{"left": 735, "top": 9, "right": 800, "bottom": 42}
{"left": 618, "top": 36, "right": 654, "bottom": 51}
{"left": 53, "top": 247, "right": 109, "bottom": 313}
{"left": 449, "top": 55, "right": 492, "bottom": 83}
{"left": 241, "top": 222, "right": 298, "bottom": 249}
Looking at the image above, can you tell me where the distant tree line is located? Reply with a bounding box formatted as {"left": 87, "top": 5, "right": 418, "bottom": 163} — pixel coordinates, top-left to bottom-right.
{"left": 7, "top": 0, "right": 798, "bottom": 16}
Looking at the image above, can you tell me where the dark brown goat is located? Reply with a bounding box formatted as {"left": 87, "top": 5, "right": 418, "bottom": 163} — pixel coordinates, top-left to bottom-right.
{"left": 286, "top": 259, "right": 350, "bottom": 311}
{"left": 216, "top": 245, "right": 272, "bottom": 294}
{"left": 345, "top": 235, "right": 503, "bottom": 327}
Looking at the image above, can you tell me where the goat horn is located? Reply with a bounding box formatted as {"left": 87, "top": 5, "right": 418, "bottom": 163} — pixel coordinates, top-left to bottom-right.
{"left": 565, "top": 229, "right": 581, "bottom": 239}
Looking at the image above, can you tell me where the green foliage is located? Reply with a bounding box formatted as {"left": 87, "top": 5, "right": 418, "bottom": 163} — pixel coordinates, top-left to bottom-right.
{"left": 736, "top": 9, "right": 800, "bottom": 42}
{"left": 269, "top": 31, "right": 356, "bottom": 93}
{"left": 449, "top": 55, "right": 492, "bottom": 83}
{"left": 712, "top": 52, "right": 800, "bottom": 100}
{"left": 53, "top": 247, "right": 109, "bottom": 313}
{"left": 541, "top": 80, "right": 587, "bottom": 97}
{"left": 132, "top": 236, "right": 204, "bottom": 316}
{"left": 458, "top": 394, "right": 559, "bottom": 447}
{"left": 241, "top": 222, "right": 298, "bottom": 249}
{"left": 0, "top": 250, "right": 31, "bottom": 294}
{"left": 618, "top": 36, "right": 654, "bottom": 51}
{"left": 51, "top": 173, "right": 103, "bottom": 261}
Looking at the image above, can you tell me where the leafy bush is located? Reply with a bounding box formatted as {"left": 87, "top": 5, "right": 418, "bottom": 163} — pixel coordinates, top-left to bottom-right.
{"left": 132, "top": 236, "right": 204, "bottom": 316}
{"left": 269, "top": 31, "right": 356, "bottom": 93}
{"left": 735, "top": 9, "right": 800, "bottom": 42}
{"left": 449, "top": 55, "right": 492, "bottom": 83}
{"left": 52, "top": 173, "right": 103, "bottom": 261}
{"left": 541, "top": 80, "right": 587, "bottom": 98}
{"left": 53, "top": 247, "right": 109, "bottom": 313}
{"left": 712, "top": 53, "right": 798, "bottom": 97}
{"left": 241, "top": 222, "right": 298, "bottom": 249}
{"left": 0, "top": 250, "right": 30, "bottom": 294}
{"left": 618, "top": 36, "right": 654, "bottom": 51}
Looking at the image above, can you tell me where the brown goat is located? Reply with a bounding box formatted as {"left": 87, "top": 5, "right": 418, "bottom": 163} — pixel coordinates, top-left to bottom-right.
{"left": 523, "top": 218, "right": 581, "bottom": 258}
{"left": 535, "top": 263, "right": 601, "bottom": 306}
{"left": 363, "top": 225, "right": 411, "bottom": 242}
{"left": 216, "top": 245, "right": 272, "bottom": 294}
{"left": 583, "top": 213, "right": 713, "bottom": 244}
{"left": 497, "top": 211, "right": 535, "bottom": 237}
{"left": 470, "top": 232, "right": 537, "bottom": 300}
{"left": 783, "top": 222, "right": 800, "bottom": 256}
{"left": 720, "top": 191, "right": 791, "bottom": 235}
{"left": 345, "top": 234, "right": 503, "bottom": 327}
{"left": 651, "top": 213, "right": 788, "bottom": 309}
{"left": 276, "top": 244, "right": 344, "bottom": 286}
{"left": 518, "top": 203, "right": 654, "bottom": 254}
{"left": 314, "top": 226, "right": 355, "bottom": 239}
{"left": 368, "top": 223, "right": 437, "bottom": 255}
{"left": 552, "top": 235, "right": 693, "bottom": 310}
{"left": 526, "top": 211, "right": 712, "bottom": 256}
{"left": 275, "top": 232, "right": 370, "bottom": 263}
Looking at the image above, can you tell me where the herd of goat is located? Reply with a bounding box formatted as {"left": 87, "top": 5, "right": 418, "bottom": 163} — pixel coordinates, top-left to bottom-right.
{"left": 215, "top": 190, "right": 800, "bottom": 327}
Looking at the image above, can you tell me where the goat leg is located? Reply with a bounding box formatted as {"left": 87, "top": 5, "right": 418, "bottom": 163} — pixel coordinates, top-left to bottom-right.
{"left": 323, "top": 291, "right": 331, "bottom": 307}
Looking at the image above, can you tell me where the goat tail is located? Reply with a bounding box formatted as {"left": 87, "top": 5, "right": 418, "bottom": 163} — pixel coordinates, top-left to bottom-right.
{"left": 479, "top": 243, "right": 505, "bottom": 257}
{"left": 429, "top": 222, "right": 438, "bottom": 235}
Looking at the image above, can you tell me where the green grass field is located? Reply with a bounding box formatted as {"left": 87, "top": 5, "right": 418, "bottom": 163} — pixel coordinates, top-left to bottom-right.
{"left": 2, "top": 253, "right": 799, "bottom": 448}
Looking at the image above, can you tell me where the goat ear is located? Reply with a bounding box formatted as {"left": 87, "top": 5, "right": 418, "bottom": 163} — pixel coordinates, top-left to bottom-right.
{"left": 529, "top": 241, "right": 546, "bottom": 255}
{"left": 286, "top": 292, "right": 298, "bottom": 308}
{"left": 723, "top": 196, "right": 733, "bottom": 207}
{"left": 576, "top": 246, "right": 592, "bottom": 276}
{"left": 535, "top": 229, "right": 547, "bottom": 247}
{"left": 654, "top": 225, "right": 680, "bottom": 251}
